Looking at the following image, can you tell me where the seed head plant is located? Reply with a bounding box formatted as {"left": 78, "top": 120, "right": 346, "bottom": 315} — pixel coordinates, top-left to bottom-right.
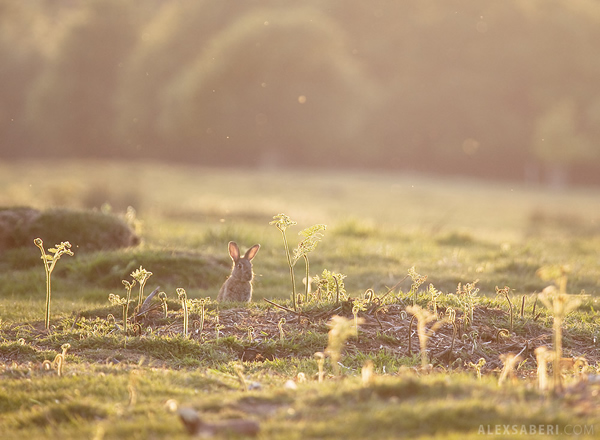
{"left": 34, "top": 238, "right": 74, "bottom": 329}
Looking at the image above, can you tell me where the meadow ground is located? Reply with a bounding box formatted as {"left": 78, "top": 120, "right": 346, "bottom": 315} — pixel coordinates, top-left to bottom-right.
{"left": 1, "top": 160, "right": 600, "bottom": 439}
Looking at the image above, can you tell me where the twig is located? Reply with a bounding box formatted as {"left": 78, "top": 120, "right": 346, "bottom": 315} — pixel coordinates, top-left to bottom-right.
{"left": 379, "top": 275, "right": 409, "bottom": 302}
{"left": 139, "top": 286, "right": 161, "bottom": 315}
{"left": 263, "top": 298, "right": 300, "bottom": 315}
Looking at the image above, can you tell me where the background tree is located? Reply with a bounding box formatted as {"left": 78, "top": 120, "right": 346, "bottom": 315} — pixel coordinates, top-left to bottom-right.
{"left": 157, "top": 6, "right": 371, "bottom": 167}
{"left": 26, "top": 0, "right": 139, "bottom": 157}
{"left": 0, "top": 0, "right": 597, "bottom": 184}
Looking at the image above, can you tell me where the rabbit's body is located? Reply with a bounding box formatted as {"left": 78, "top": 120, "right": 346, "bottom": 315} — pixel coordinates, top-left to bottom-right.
{"left": 217, "top": 242, "right": 260, "bottom": 302}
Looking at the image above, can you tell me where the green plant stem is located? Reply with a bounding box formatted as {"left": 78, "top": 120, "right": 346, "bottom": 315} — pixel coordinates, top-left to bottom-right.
{"left": 280, "top": 229, "right": 297, "bottom": 310}
{"left": 178, "top": 289, "right": 189, "bottom": 338}
{"left": 303, "top": 254, "right": 310, "bottom": 301}
{"left": 44, "top": 269, "right": 52, "bottom": 330}
{"left": 552, "top": 315, "right": 563, "bottom": 393}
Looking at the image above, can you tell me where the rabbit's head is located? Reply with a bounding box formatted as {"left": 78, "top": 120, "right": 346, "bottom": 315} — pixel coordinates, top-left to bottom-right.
{"left": 228, "top": 241, "right": 260, "bottom": 282}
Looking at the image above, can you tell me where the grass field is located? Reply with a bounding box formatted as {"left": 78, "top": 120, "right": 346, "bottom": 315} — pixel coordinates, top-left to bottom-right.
{"left": 1, "top": 160, "right": 600, "bottom": 439}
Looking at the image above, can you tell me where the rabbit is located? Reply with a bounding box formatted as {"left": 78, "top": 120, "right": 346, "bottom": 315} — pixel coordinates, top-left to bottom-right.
{"left": 217, "top": 241, "right": 260, "bottom": 302}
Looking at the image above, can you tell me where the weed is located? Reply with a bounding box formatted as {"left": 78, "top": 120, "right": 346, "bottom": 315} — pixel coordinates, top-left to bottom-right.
{"left": 428, "top": 283, "right": 442, "bottom": 315}
{"left": 33, "top": 238, "right": 74, "bottom": 329}
{"left": 313, "top": 269, "right": 347, "bottom": 305}
{"left": 452, "top": 280, "right": 480, "bottom": 328}
{"left": 407, "top": 266, "right": 427, "bottom": 306}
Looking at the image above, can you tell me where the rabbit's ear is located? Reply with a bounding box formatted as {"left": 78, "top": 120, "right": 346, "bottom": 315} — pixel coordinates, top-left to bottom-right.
{"left": 244, "top": 244, "right": 260, "bottom": 260}
{"left": 228, "top": 241, "right": 240, "bottom": 261}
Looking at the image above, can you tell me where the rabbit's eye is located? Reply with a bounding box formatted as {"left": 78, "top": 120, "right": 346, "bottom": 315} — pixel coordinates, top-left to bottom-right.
{"left": 237, "top": 262, "right": 243, "bottom": 269}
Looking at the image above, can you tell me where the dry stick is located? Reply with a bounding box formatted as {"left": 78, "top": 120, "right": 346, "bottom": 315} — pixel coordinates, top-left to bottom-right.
{"left": 379, "top": 275, "right": 409, "bottom": 302}
{"left": 520, "top": 295, "right": 526, "bottom": 319}
{"left": 263, "top": 298, "right": 300, "bottom": 315}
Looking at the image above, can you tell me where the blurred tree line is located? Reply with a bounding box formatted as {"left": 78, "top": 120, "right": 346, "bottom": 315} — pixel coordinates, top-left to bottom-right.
{"left": 1, "top": 0, "right": 599, "bottom": 185}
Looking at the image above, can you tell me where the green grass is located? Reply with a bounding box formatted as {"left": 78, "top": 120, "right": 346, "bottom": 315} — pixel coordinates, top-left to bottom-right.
{"left": 1, "top": 160, "right": 600, "bottom": 438}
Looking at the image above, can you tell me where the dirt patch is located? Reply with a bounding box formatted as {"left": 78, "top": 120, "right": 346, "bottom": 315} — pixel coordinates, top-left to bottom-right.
{"left": 2, "top": 302, "right": 598, "bottom": 376}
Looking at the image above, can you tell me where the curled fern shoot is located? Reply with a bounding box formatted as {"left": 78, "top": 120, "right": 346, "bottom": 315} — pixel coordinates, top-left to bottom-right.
{"left": 159, "top": 291, "right": 168, "bottom": 318}
{"left": 121, "top": 280, "right": 136, "bottom": 334}
{"left": 352, "top": 299, "right": 368, "bottom": 340}
{"left": 314, "top": 352, "right": 325, "bottom": 383}
{"left": 468, "top": 357, "right": 486, "bottom": 380}
{"left": 131, "top": 266, "right": 153, "bottom": 308}
{"left": 177, "top": 288, "right": 189, "bottom": 338}
{"left": 278, "top": 318, "right": 286, "bottom": 341}
{"left": 109, "top": 292, "right": 129, "bottom": 332}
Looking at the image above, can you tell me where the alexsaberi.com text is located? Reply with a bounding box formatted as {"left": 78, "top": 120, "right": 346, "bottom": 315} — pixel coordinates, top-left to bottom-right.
{"left": 478, "top": 424, "right": 594, "bottom": 436}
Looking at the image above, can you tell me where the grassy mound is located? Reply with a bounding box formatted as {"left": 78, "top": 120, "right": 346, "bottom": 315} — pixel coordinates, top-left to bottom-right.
{"left": 0, "top": 207, "right": 139, "bottom": 252}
